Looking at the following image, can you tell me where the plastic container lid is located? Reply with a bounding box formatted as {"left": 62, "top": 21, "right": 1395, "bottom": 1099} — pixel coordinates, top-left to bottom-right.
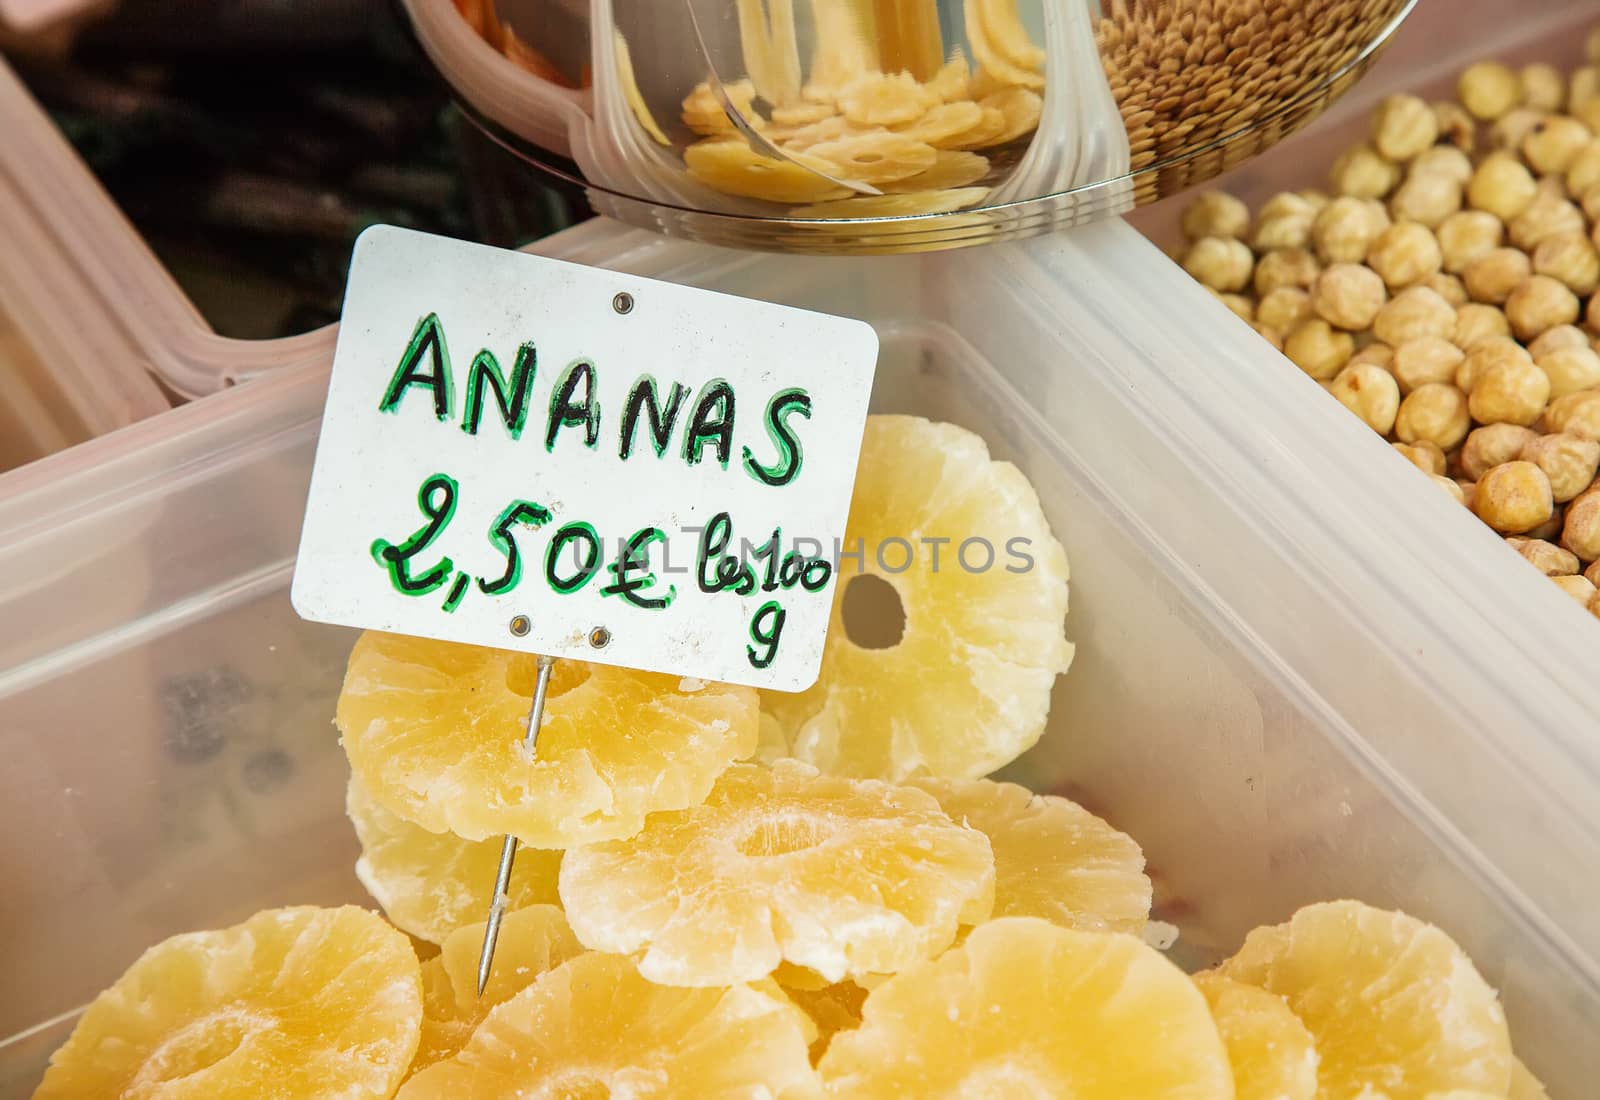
{"left": 0, "top": 59, "right": 336, "bottom": 400}
{"left": 2, "top": 214, "right": 1596, "bottom": 1093}
{"left": 0, "top": 65, "right": 169, "bottom": 473}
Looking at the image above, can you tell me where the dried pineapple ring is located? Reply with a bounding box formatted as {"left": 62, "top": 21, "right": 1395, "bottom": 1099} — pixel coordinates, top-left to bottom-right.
{"left": 838, "top": 71, "right": 939, "bottom": 127}
{"left": 558, "top": 760, "right": 995, "bottom": 986}
{"left": 881, "top": 150, "right": 991, "bottom": 193}
{"left": 413, "top": 905, "right": 585, "bottom": 1072}
{"left": 805, "top": 132, "right": 939, "bottom": 184}
{"left": 894, "top": 100, "right": 986, "bottom": 146}
{"left": 910, "top": 777, "right": 1151, "bottom": 933}
{"left": 964, "top": 0, "right": 1046, "bottom": 91}
{"left": 347, "top": 775, "right": 560, "bottom": 945}
{"left": 790, "top": 188, "right": 991, "bottom": 220}
{"left": 685, "top": 140, "right": 855, "bottom": 204}
{"left": 615, "top": 31, "right": 669, "bottom": 146}
{"left": 941, "top": 105, "right": 1009, "bottom": 150}
{"left": 983, "top": 86, "right": 1045, "bottom": 144}
{"left": 35, "top": 907, "right": 421, "bottom": 1100}
{"left": 926, "top": 51, "right": 972, "bottom": 103}
{"left": 817, "top": 917, "right": 1233, "bottom": 1098}
{"left": 773, "top": 114, "right": 858, "bottom": 150}
{"left": 396, "top": 952, "right": 821, "bottom": 1100}
{"left": 681, "top": 79, "right": 765, "bottom": 137}
{"left": 975, "top": 0, "right": 1046, "bottom": 72}
{"left": 772, "top": 101, "right": 836, "bottom": 127}
{"left": 337, "top": 632, "right": 759, "bottom": 848}
{"left": 760, "top": 415, "right": 1074, "bottom": 781}
{"left": 1219, "top": 901, "right": 1514, "bottom": 1098}
{"left": 1192, "top": 972, "right": 1319, "bottom": 1100}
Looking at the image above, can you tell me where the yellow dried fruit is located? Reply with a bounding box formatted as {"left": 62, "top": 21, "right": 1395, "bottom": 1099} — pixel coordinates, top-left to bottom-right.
{"left": 348, "top": 776, "right": 560, "bottom": 945}
{"left": 1219, "top": 901, "right": 1512, "bottom": 1099}
{"left": 1192, "top": 971, "right": 1318, "bottom": 1100}
{"left": 817, "top": 917, "right": 1233, "bottom": 1099}
{"left": 397, "top": 951, "right": 821, "bottom": 1100}
{"left": 337, "top": 632, "right": 758, "bottom": 847}
{"left": 909, "top": 776, "right": 1151, "bottom": 933}
{"left": 761, "top": 416, "right": 1072, "bottom": 781}
{"left": 685, "top": 140, "right": 855, "bottom": 204}
{"left": 558, "top": 760, "right": 995, "bottom": 986}
{"left": 35, "top": 907, "right": 421, "bottom": 1100}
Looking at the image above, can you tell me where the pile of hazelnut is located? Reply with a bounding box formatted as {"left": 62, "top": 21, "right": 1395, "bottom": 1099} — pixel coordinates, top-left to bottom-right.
{"left": 1178, "top": 38, "right": 1600, "bottom": 620}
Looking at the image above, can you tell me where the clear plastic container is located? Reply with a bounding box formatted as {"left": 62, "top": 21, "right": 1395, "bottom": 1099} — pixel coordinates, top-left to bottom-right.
{"left": 0, "top": 59, "right": 336, "bottom": 400}
{"left": 0, "top": 67, "right": 169, "bottom": 474}
{"left": 3, "top": 213, "right": 1597, "bottom": 1097}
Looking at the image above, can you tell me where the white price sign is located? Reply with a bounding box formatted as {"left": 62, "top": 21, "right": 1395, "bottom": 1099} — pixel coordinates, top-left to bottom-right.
{"left": 292, "top": 226, "right": 878, "bottom": 691}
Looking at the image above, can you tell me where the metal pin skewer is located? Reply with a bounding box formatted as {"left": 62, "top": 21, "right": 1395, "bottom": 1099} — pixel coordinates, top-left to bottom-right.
{"left": 476, "top": 652, "right": 557, "bottom": 996}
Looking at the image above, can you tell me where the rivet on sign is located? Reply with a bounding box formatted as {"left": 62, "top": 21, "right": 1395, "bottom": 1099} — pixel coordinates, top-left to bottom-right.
{"left": 509, "top": 615, "right": 532, "bottom": 637}
{"left": 588, "top": 626, "right": 612, "bottom": 648}
{"left": 612, "top": 292, "right": 634, "bottom": 315}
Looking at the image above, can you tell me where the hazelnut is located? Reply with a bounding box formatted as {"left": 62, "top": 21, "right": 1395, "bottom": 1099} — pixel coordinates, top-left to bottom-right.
{"left": 1328, "top": 363, "right": 1401, "bottom": 434}
{"left": 1372, "top": 94, "right": 1439, "bottom": 161}
{"left": 1462, "top": 247, "right": 1532, "bottom": 304}
{"left": 1372, "top": 286, "right": 1456, "bottom": 347}
{"left": 1522, "top": 115, "right": 1594, "bottom": 174}
{"left": 1329, "top": 143, "right": 1402, "bottom": 200}
{"left": 1458, "top": 60, "right": 1523, "bottom": 121}
{"left": 1396, "top": 383, "right": 1472, "bottom": 450}
{"left": 1455, "top": 338, "right": 1530, "bottom": 393}
{"left": 1432, "top": 474, "right": 1467, "bottom": 504}
{"left": 1436, "top": 210, "right": 1504, "bottom": 273}
{"left": 1565, "top": 140, "right": 1600, "bottom": 197}
{"left": 1574, "top": 66, "right": 1600, "bottom": 106}
{"left": 1350, "top": 343, "right": 1395, "bottom": 370}
{"left": 1368, "top": 222, "right": 1443, "bottom": 289}
{"left": 1587, "top": 559, "right": 1600, "bottom": 585}
{"left": 1468, "top": 356, "right": 1552, "bottom": 427}
{"left": 1253, "top": 248, "right": 1322, "bottom": 296}
{"left": 1409, "top": 145, "right": 1475, "bottom": 186}
{"left": 1545, "top": 391, "right": 1600, "bottom": 442}
{"left": 1284, "top": 319, "right": 1355, "bottom": 381}
{"left": 1528, "top": 324, "right": 1589, "bottom": 360}
{"left": 1313, "top": 264, "right": 1388, "bottom": 330}
{"left": 1422, "top": 272, "right": 1468, "bottom": 307}
{"left": 1508, "top": 191, "right": 1585, "bottom": 250}
{"left": 1473, "top": 461, "right": 1555, "bottom": 533}
{"left": 1216, "top": 292, "right": 1254, "bottom": 322}
{"left": 1535, "top": 345, "right": 1600, "bottom": 399}
{"left": 1251, "top": 323, "right": 1284, "bottom": 352}
{"left": 1581, "top": 183, "right": 1600, "bottom": 223}
{"left": 1510, "top": 537, "right": 1580, "bottom": 575}
{"left": 1531, "top": 230, "right": 1600, "bottom": 295}
{"left": 1551, "top": 574, "right": 1599, "bottom": 604}
{"left": 1504, "top": 274, "right": 1580, "bottom": 340}
{"left": 1311, "top": 196, "right": 1384, "bottom": 264}
{"left": 1520, "top": 63, "right": 1566, "bottom": 112}
{"left": 1432, "top": 100, "right": 1476, "bottom": 152}
{"left": 1521, "top": 433, "right": 1600, "bottom": 502}
{"left": 1462, "top": 424, "right": 1540, "bottom": 480}
{"left": 1452, "top": 303, "right": 1512, "bottom": 349}
{"left": 1184, "top": 236, "right": 1254, "bottom": 292}
{"left": 1391, "top": 338, "right": 1465, "bottom": 394}
{"left": 1571, "top": 94, "right": 1600, "bottom": 133}
{"left": 1467, "top": 151, "right": 1539, "bottom": 220}
{"left": 1257, "top": 287, "right": 1313, "bottom": 333}
{"left": 1489, "top": 107, "right": 1548, "bottom": 152}
{"left": 1393, "top": 440, "right": 1448, "bottom": 475}
{"left": 1389, "top": 173, "right": 1463, "bottom": 227}
{"left": 1252, "top": 192, "right": 1319, "bottom": 251}
{"left": 1181, "top": 191, "right": 1250, "bottom": 240}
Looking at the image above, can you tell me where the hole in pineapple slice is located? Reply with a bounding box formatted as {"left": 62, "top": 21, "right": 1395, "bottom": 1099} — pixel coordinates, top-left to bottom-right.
{"left": 134, "top": 1007, "right": 270, "bottom": 1088}
{"left": 842, "top": 573, "right": 906, "bottom": 649}
{"left": 736, "top": 811, "right": 829, "bottom": 857}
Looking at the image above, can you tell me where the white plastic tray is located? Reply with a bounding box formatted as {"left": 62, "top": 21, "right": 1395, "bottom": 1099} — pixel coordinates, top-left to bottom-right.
{"left": 1, "top": 215, "right": 1594, "bottom": 1097}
